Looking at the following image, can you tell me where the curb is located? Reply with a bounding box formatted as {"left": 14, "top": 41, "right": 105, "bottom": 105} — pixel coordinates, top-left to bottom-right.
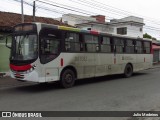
{"left": 0, "top": 72, "right": 10, "bottom": 77}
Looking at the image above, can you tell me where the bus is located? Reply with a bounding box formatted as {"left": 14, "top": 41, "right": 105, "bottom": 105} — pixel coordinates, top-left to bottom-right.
{"left": 6, "top": 23, "right": 152, "bottom": 88}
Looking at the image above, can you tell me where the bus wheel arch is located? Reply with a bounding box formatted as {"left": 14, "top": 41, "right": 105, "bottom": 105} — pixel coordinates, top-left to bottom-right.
{"left": 60, "top": 66, "right": 77, "bottom": 88}
{"left": 124, "top": 63, "right": 133, "bottom": 78}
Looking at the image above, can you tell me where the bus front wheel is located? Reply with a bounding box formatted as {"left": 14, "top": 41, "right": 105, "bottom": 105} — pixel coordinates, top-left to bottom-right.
{"left": 60, "top": 69, "right": 75, "bottom": 88}
{"left": 124, "top": 64, "right": 133, "bottom": 78}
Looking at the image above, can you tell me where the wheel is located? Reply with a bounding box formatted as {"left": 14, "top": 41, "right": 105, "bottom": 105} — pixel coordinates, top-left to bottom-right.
{"left": 124, "top": 64, "right": 133, "bottom": 78}
{"left": 60, "top": 69, "right": 75, "bottom": 88}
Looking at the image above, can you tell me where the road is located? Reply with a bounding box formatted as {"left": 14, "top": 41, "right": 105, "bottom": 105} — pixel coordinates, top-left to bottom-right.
{"left": 1, "top": 67, "right": 160, "bottom": 120}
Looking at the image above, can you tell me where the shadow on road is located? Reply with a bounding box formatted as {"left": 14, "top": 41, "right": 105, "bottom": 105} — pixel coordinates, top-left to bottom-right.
{"left": 11, "top": 72, "right": 148, "bottom": 93}
{"left": 75, "top": 72, "right": 148, "bottom": 86}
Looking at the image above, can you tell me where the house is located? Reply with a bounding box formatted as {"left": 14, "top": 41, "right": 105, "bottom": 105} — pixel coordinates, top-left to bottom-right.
{"left": 109, "top": 16, "right": 144, "bottom": 38}
{"left": 60, "top": 14, "right": 97, "bottom": 26}
{"left": 0, "top": 11, "right": 69, "bottom": 75}
{"left": 59, "top": 14, "right": 144, "bottom": 38}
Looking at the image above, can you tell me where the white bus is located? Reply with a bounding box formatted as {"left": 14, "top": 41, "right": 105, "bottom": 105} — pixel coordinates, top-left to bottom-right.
{"left": 6, "top": 23, "right": 152, "bottom": 88}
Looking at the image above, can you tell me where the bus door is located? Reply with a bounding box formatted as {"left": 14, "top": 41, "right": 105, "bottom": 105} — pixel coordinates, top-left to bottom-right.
{"left": 112, "top": 37, "right": 125, "bottom": 74}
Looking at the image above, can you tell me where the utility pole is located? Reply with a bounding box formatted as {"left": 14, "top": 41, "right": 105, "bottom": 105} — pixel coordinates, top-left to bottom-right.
{"left": 21, "top": 0, "right": 24, "bottom": 23}
{"left": 33, "top": 1, "right": 36, "bottom": 22}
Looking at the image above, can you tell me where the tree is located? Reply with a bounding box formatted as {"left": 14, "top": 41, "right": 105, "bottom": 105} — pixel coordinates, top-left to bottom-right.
{"left": 143, "top": 33, "right": 157, "bottom": 40}
{"left": 143, "top": 33, "right": 152, "bottom": 39}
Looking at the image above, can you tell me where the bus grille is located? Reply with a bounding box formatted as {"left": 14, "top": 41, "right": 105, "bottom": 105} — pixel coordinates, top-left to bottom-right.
{"left": 14, "top": 73, "right": 24, "bottom": 79}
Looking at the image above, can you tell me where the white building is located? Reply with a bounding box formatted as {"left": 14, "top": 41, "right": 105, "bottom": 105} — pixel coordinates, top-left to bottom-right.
{"left": 109, "top": 16, "right": 144, "bottom": 38}
{"left": 61, "top": 14, "right": 97, "bottom": 26}
{"left": 59, "top": 14, "right": 145, "bottom": 38}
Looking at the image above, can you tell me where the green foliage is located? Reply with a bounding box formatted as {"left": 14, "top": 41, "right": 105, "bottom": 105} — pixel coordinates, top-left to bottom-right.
{"left": 143, "top": 33, "right": 152, "bottom": 39}
{"left": 143, "top": 33, "right": 157, "bottom": 40}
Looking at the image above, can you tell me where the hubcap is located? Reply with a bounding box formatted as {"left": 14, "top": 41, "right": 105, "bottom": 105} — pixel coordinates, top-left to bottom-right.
{"left": 127, "top": 67, "right": 131, "bottom": 75}
{"left": 65, "top": 74, "right": 73, "bottom": 84}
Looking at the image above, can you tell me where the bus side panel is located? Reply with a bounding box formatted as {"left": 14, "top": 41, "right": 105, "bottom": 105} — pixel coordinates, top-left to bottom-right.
{"left": 95, "top": 53, "right": 113, "bottom": 76}
{"left": 135, "top": 54, "right": 144, "bottom": 71}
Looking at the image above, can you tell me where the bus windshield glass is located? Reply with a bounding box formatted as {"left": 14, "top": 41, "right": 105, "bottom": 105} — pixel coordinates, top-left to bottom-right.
{"left": 11, "top": 34, "right": 38, "bottom": 61}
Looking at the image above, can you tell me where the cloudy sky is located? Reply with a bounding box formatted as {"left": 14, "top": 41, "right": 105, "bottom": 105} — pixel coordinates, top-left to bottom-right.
{"left": 0, "top": 0, "right": 160, "bottom": 39}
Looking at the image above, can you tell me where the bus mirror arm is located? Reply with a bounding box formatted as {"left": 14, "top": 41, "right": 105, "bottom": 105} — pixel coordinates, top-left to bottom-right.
{"left": 5, "top": 34, "right": 11, "bottom": 49}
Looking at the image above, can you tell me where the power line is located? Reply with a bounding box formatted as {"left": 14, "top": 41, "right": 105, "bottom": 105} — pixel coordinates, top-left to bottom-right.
{"left": 7, "top": 0, "right": 160, "bottom": 37}
{"left": 35, "top": 0, "right": 160, "bottom": 32}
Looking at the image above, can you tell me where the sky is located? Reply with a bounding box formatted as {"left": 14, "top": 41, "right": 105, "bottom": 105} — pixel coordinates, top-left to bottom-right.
{"left": 0, "top": 0, "right": 160, "bottom": 39}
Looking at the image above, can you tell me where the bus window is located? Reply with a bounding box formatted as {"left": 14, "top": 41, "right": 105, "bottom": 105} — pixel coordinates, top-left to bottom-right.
{"left": 65, "top": 33, "right": 80, "bottom": 52}
{"left": 126, "top": 39, "right": 134, "bottom": 54}
{"left": 84, "top": 35, "right": 99, "bottom": 52}
{"left": 101, "top": 36, "right": 111, "bottom": 53}
{"left": 40, "top": 29, "right": 61, "bottom": 64}
{"left": 144, "top": 41, "right": 151, "bottom": 54}
{"left": 114, "top": 37, "right": 124, "bottom": 53}
{"left": 135, "top": 41, "right": 143, "bottom": 53}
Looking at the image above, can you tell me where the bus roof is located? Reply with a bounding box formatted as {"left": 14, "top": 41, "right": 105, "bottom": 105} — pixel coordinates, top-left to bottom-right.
{"left": 17, "top": 22, "right": 152, "bottom": 41}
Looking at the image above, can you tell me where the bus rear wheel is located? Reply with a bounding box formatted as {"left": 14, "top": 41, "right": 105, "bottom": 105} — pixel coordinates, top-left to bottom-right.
{"left": 60, "top": 69, "right": 75, "bottom": 88}
{"left": 124, "top": 64, "right": 133, "bottom": 78}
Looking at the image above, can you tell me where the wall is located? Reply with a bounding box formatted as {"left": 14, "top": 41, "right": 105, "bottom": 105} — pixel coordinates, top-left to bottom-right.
{"left": 62, "top": 14, "right": 96, "bottom": 26}
{"left": 111, "top": 24, "right": 143, "bottom": 38}
{"left": 77, "top": 24, "right": 114, "bottom": 33}
{"left": 0, "top": 34, "right": 10, "bottom": 72}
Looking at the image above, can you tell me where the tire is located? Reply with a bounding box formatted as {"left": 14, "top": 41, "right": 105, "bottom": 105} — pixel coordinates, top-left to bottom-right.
{"left": 60, "top": 69, "right": 75, "bottom": 88}
{"left": 124, "top": 64, "right": 133, "bottom": 78}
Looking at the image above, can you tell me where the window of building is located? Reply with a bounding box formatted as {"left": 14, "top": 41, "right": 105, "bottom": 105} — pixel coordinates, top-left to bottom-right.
{"left": 114, "top": 37, "right": 124, "bottom": 53}
{"left": 140, "top": 28, "right": 142, "bottom": 32}
{"left": 117, "top": 27, "right": 127, "bottom": 35}
{"left": 101, "top": 36, "right": 111, "bottom": 53}
{"left": 65, "top": 32, "right": 81, "bottom": 52}
{"left": 84, "top": 35, "right": 99, "bottom": 52}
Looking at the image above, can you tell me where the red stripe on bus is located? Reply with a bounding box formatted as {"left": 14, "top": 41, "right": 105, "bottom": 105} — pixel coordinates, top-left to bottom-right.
{"left": 90, "top": 30, "right": 99, "bottom": 35}
{"left": 61, "top": 58, "right": 64, "bottom": 67}
{"left": 114, "top": 58, "right": 116, "bottom": 64}
{"left": 10, "top": 64, "right": 32, "bottom": 71}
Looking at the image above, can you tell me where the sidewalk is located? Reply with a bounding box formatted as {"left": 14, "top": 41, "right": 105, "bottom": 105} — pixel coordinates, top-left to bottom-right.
{"left": 152, "top": 63, "right": 160, "bottom": 69}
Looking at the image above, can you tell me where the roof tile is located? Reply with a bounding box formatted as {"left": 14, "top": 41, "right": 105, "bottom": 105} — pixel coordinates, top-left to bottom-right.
{"left": 0, "top": 11, "right": 69, "bottom": 27}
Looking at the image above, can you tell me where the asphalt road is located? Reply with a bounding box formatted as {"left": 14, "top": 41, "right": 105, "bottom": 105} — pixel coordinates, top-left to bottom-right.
{"left": 1, "top": 67, "right": 160, "bottom": 120}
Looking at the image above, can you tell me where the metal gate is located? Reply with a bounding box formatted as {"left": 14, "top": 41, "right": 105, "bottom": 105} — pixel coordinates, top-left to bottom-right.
{"left": 153, "top": 50, "right": 159, "bottom": 63}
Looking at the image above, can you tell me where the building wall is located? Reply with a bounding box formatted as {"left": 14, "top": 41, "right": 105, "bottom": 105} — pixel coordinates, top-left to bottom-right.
{"left": 62, "top": 14, "right": 144, "bottom": 38}
{"left": 111, "top": 24, "right": 143, "bottom": 38}
{"left": 0, "top": 34, "right": 10, "bottom": 72}
{"left": 77, "top": 24, "right": 114, "bottom": 33}
{"left": 62, "top": 14, "right": 96, "bottom": 26}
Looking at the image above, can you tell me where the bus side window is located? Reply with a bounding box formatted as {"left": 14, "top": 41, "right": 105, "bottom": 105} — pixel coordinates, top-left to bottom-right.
{"left": 101, "top": 36, "right": 111, "bottom": 53}
{"left": 65, "top": 32, "right": 80, "bottom": 52}
{"left": 143, "top": 41, "right": 151, "bottom": 54}
{"left": 135, "top": 41, "right": 143, "bottom": 53}
{"left": 126, "top": 39, "right": 134, "bottom": 53}
{"left": 114, "top": 37, "right": 124, "bottom": 53}
{"left": 84, "top": 35, "right": 99, "bottom": 52}
{"left": 40, "top": 28, "right": 61, "bottom": 64}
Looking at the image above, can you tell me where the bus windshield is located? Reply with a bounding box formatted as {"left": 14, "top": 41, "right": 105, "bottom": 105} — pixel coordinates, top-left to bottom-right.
{"left": 11, "top": 34, "right": 38, "bottom": 61}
